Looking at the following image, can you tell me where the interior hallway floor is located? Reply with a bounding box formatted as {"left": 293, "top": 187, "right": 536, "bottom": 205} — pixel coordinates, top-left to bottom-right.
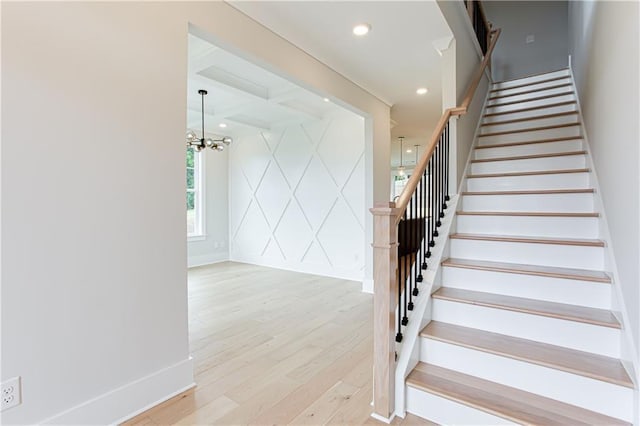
{"left": 123, "top": 262, "right": 432, "bottom": 425}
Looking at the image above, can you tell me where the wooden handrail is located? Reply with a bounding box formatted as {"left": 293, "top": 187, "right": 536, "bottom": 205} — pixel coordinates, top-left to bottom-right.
{"left": 371, "top": 22, "right": 501, "bottom": 423}
{"left": 394, "top": 28, "right": 501, "bottom": 219}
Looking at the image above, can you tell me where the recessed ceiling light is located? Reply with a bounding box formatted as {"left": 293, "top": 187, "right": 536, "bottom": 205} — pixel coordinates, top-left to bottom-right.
{"left": 323, "top": 98, "right": 330, "bottom": 103}
{"left": 353, "top": 23, "right": 371, "bottom": 36}
{"left": 219, "top": 123, "right": 227, "bottom": 128}
{"left": 416, "top": 87, "right": 428, "bottom": 95}
{"left": 406, "top": 149, "right": 412, "bottom": 153}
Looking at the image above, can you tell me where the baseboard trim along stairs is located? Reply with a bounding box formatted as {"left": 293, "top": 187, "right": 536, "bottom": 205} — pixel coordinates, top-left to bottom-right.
{"left": 403, "top": 67, "right": 636, "bottom": 424}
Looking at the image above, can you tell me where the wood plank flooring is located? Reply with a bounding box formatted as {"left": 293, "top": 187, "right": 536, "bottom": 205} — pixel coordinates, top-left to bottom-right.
{"left": 123, "top": 262, "right": 431, "bottom": 426}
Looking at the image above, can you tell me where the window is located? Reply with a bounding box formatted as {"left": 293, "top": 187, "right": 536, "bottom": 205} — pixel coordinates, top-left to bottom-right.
{"left": 187, "top": 147, "right": 204, "bottom": 237}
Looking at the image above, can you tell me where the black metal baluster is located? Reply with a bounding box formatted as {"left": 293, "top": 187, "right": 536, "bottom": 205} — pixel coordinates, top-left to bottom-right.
{"left": 436, "top": 141, "right": 442, "bottom": 228}
{"left": 396, "top": 214, "right": 403, "bottom": 342}
{"left": 445, "top": 122, "right": 450, "bottom": 203}
{"left": 433, "top": 146, "right": 439, "bottom": 238}
{"left": 407, "top": 193, "right": 414, "bottom": 312}
{"left": 440, "top": 133, "right": 446, "bottom": 215}
{"left": 412, "top": 179, "right": 422, "bottom": 290}
{"left": 420, "top": 170, "right": 427, "bottom": 271}
{"left": 425, "top": 155, "right": 434, "bottom": 255}
{"left": 401, "top": 209, "right": 408, "bottom": 326}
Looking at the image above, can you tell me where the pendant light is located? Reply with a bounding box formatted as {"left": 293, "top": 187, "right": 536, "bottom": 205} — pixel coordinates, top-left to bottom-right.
{"left": 186, "top": 89, "right": 232, "bottom": 152}
{"left": 398, "top": 137, "right": 405, "bottom": 176}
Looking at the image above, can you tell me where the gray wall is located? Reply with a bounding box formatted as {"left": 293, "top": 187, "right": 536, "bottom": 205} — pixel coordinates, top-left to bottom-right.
{"left": 483, "top": 1, "right": 569, "bottom": 81}
{"left": 438, "top": 0, "right": 489, "bottom": 186}
{"left": 568, "top": 0, "right": 640, "bottom": 377}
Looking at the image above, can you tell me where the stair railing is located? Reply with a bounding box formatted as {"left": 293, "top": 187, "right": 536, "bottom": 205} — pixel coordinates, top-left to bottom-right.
{"left": 371, "top": 27, "right": 501, "bottom": 420}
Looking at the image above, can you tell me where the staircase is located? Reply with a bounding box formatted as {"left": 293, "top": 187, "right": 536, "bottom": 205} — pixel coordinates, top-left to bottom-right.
{"left": 404, "top": 68, "right": 634, "bottom": 424}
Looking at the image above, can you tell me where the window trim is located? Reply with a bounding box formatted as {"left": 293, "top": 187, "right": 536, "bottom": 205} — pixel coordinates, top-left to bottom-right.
{"left": 187, "top": 148, "right": 206, "bottom": 240}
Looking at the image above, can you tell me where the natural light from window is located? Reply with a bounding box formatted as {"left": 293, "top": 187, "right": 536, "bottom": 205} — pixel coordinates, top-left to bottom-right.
{"left": 187, "top": 147, "right": 203, "bottom": 237}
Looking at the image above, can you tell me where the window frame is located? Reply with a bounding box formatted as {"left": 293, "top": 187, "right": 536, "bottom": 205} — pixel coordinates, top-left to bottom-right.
{"left": 187, "top": 147, "right": 206, "bottom": 240}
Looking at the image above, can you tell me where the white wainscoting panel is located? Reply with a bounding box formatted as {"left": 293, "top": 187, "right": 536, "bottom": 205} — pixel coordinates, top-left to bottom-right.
{"left": 229, "top": 113, "right": 365, "bottom": 281}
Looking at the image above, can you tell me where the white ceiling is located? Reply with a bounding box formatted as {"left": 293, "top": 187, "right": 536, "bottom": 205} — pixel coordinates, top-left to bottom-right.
{"left": 228, "top": 1, "right": 453, "bottom": 167}
{"left": 187, "top": 34, "right": 348, "bottom": 141}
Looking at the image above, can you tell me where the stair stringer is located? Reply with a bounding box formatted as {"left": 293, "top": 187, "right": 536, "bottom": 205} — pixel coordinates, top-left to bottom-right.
{"left": 567, "top": 63, "right": 640, "bottom": 421}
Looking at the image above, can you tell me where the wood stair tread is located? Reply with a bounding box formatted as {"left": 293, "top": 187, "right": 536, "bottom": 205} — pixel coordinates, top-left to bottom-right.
{"left": 456, "top": 211, "right": 599, "bottom": 217}
{"left": 450, "top": 233, "right": 604, "bottom": 247}
{"left": 479, "top": 122, "right": 580, "bottom": 137}
{"left": 492, "top": 68, "right": 570, "bottom": 85}
{"left": 471, "top": 151, "right": 586, "bottom": 163}
{"left": 483, "top": 101, "right": 577, "bottom": 117}
{"left": 490, "top": 75, "right": 571, "bottom": 92}
{"left": 407, "top": 363, "right": 630, "bottom": 426}
{"left": 441, "top": 257, "right": 611, "bottom": 283}
{"left": 481, "top": 110, "right": 578, "bottom": 126}
{"left": 488, "top": 91, "right": 575, "bottom": 108}
{"left": 432, "top": 287, "right": 620, "bottom": 328}
{"left": 488, "top": 83, "right": 574, "bottom": 100}
{"left": 421, "top": 321, "right": 633, "bottom": 388}
{"left": 462, "top": 188, "right": 594, "bottom": 195}
{"left": 476, "top": 136, "right": 583, "bottom": 149}
{"left": 467, "top": 168, "right": 589, "bottom": 178}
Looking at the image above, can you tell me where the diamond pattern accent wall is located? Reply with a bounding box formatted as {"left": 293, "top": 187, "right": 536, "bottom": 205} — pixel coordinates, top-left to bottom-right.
{"left": 229, "top": 114, "right": 365, "bottom": 280}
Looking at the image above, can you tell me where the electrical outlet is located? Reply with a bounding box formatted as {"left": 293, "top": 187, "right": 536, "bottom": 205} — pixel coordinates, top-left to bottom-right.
{"left": 526, "top": 34, "right": 535, "bottom": 44}
{"left": 1, "top": 377, "right": 21, "bottom": 411}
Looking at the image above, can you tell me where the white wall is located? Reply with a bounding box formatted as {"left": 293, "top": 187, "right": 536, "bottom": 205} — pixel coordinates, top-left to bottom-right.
{"left": 229, "top": 113, "right": 365, "bottom": 281}
{"left": 437, "top": 0, "right": 489, "bottom": 186}
{"left": 568, "top": 0, "right": 640, "bottom": 374}
{"left": 1, "top": 2, "right": 389, "bottom": 424}
{"left": 187, "top": 145, "right": 229, "bottom": 268}
{"left": 483, "top": 1, "right": 569, "bottom": 82}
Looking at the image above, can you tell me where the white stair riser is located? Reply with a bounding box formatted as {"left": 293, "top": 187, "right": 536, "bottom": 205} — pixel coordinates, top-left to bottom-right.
{"left": 479, "top": 125, "right": 581, "bottom": 145}
{"left": 455, "top": 214, "right": 599, "bottom": 239}
{"left": 442, "top": 267, "right": 611, "bottom": 309}
{"left": 471, "top": 154, "right": 586, "bottom": 174}
{"left": 461, "top": 193, "right": 594, "bottom": 213}
{"left": 406, "top": 386, "right": 515, "bottom": 425}
{"left": 432, "top": 299, "right": 621, "bottom": 357}
{"left": 474, "top": 140, "right": 584, "bottom": 159}
{"left": 482, "top": 103, "right": 578, "bottom": 124}
{"left": 492, "top": 69, "right": 571, "bottom": 90}
{"left": 480, "top": 114, "right": 579, "bottom": 134}
{"left": 485, "top": 94, "right": 576, "bottom": 115}
{"left": 487, "top": 86, "right": 575, "bottom": 107}
{"left": 420, "top": 339, "right": 633, "bottom": 422}
{"left": 449, "top": 239, "right": 604, "bottom": 270}
{"left": 466, "top": 173, "right": 590, "bottom": 191}
{"left": 490, "top": 77, "right": 573, "bottom": 97}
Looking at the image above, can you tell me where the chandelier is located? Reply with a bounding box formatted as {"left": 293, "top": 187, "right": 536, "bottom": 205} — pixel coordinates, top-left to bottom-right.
{"left": 186, "top": 89, "right": 232, "bottom": 152}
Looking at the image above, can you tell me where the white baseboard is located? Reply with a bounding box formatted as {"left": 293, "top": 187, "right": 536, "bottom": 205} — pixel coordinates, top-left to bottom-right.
{"left": 362, "top": 278, "right": 374, "bottom": 294}
{"left": 229, "top": 253, "right": 364, "bottom": 283}
{"left": 41, "top": 357, "right": 195, "bottom": 425}
{"left": 187, "top": 252, "right": 228, "bottom": 268}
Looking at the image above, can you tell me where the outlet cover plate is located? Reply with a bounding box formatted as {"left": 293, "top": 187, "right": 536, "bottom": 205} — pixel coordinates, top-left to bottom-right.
{"left": 1, "top": 376, "right": 21, "bottom": 411}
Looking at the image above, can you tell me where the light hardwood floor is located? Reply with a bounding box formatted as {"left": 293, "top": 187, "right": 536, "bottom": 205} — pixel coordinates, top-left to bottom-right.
{"left": 124, "top": 262, "right": 433, "bottom": 426}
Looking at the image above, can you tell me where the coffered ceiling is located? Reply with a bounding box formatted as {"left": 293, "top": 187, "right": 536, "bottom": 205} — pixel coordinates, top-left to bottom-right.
{"left": 187, "top": 34, "right": 346, "bottom": 139}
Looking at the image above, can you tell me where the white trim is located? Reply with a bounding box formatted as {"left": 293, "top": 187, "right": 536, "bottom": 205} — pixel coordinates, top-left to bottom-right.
{"left": 370, "top": 411, "right": 395, "bottom": 424}
{"left": 187, "top": 234, "right": 207, "bottom": 242}
{"left": 40, "top": 357, "right": 194, "bottom": 425}
{"left": 229, "top": 253, "right": 364, "bottom": 283}
{"left": 362, "top": 278, "right": 374, "bottom": 294}
{"left": 188, "top": 252, "right": 228, "bottom": 268}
